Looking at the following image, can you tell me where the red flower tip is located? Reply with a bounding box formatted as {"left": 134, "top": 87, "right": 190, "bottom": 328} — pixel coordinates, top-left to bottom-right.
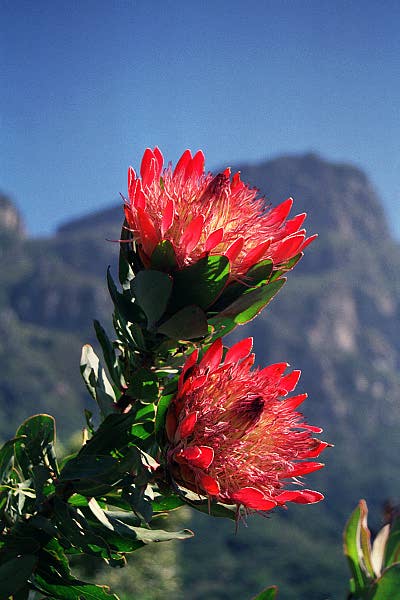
{"left": 225, "top": 337, "right": 253, "bottom": 364}
{"left": 232, "top": 488, "right": 277, "bottom": 511}
{"left": 276, "top": 489, "right": 324, "bottom": 505}
{"left": 199, "top": 473, "right": 220, "bottom": 496}
{"left": 166, "top": 341, "right": 325, "bottom": 512}
{"left": 176, "top": 412, "right": 198, "bottom": 441}
{"left": 177, "top": 445, "right": 214, "bottom": 469}
{"left": 124, "top": 149, "right": 316, "bottom": 277}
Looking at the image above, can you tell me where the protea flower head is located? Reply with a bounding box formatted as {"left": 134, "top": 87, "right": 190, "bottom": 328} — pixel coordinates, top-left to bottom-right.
{"left": 165, "top": 337, "right": 328, "bottom": 512}
{"left": 124, "top": 147, "right": 316, "bottom": 278}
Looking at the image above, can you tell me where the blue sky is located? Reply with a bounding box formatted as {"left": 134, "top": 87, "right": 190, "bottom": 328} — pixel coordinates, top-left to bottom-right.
{"left": 1, "top": 1, "right": 399, "bottom": 237}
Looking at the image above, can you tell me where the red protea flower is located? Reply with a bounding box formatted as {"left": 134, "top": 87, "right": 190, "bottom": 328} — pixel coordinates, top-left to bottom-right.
{"left": 124, "top": 147, "right": 316, "bottom": 278}
{"left": 165, "top": 337, "right": 328, "bottom": 512}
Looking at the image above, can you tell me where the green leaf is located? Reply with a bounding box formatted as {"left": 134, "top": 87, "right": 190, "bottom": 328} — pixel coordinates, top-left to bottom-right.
{"left": 158, "top": 305, "right": 209, "bottom": 340}
{"left": 224, "top": 278, "right": 285, "bottom": 324}
{"left": 93, "top": 320, "right": 120, "bottom": 387}
{"left": 0, "top": 554, "right": 38, "bottom": 598}
{"left": 169, "top": 255, "right": 230, "bottom": 311}
{"left": 80, "top": 344, "right": 116, "bottom": 418}
{"left": 0, "top": 437, "right": 23, "bottom": 483}
{"left": 210, "top": 279, "right": 285, "bottom": 327}
{"left": 343, "top": 501, "right": 371, "bottom": 594}
{"left": 359, "top": 499, "right": 375, "bottom": 578}
{"left": 155, "top": 393, "right": 173, "bottom": 441}
{"left": 14, "top": 414, "right": 57, "bottom": 480}
{"left": 105, "top": 515, "right": 193, "bottom": 544}
{"left": 368, "top": 563, "right": 400, "bottom": 599}
{"left": 384, "top": 517, "right": 400, "bottom": 568}
{"left": 107, "top": 267, "right": 144, "bottom": 324}
{"left": 215, "top": 259, "right": 274, "bottom": 310}
{"left": 52, "top": 497, "right": 113, "bottom": 561}
{"left": 131, "top": 270, "right": 172, "bottom": 328}
{"left": 59, "top": 454, "right": 123, "bottom": 495}
{"left": 150, "top": 240, "right": 178, "bottom": 270}
{"left": 252, "top": 586, "right": 279, "bottom": 600}
{"left": 182, "top": 492, "right": 237, "bottom": 520}
{"left": 78, "top": 414, "right": 134, "bottom": 455}
{"left": 118, "top": 245, "right": 136, "bottom": 290}
{"left": 126, "top": 367, "right": 159, "bottom": 402}
{"left": 269, "top": 252, "right": 302, "bottom": 281}
{"left": 152, "top": 494, "right": 185, "bottom": 512}
{"left": 32, "top": 572, "right": 119, "bottom": 600}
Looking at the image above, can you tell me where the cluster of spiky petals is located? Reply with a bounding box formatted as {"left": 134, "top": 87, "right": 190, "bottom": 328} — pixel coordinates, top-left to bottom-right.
{"left": 165, "top": 337, "right": 328, "bottom": 511}
{"left": 124, "top": 147, "right": 316, "bottom": 278}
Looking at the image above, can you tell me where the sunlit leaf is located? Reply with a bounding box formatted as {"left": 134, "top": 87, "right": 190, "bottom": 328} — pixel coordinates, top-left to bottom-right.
{"left": 343, "top": 501, "right": 372, "bottom": 594}
{"left": 169, "top": 255, "right": 230, "bottom": 311}
{"left": 252, "top": 585, "right": 279, "bottom": 599}
{"left": 368, "top": 563, "right": 400, "bottom": 599}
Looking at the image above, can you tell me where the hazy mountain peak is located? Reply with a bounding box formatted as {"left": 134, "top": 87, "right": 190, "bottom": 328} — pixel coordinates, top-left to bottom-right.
{"left": 0, "top": 192, "right": 25, "bottom": 238}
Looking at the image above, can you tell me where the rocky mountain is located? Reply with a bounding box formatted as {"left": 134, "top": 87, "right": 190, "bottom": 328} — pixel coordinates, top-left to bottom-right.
{"left": 0, "top": 154, "right": 399, "bottom": 599}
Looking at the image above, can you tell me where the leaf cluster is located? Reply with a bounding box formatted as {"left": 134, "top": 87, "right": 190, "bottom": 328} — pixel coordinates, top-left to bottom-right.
{"left": 343, "top": 499, "right": 400, "bottom": 599}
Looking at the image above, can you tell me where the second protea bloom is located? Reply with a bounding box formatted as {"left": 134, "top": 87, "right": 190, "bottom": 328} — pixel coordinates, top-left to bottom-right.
{"left": 124, "top": 147, "right": 316, "bottom": 278}
{"left": 165, "top": 338, "right": 327, "bottom": 512}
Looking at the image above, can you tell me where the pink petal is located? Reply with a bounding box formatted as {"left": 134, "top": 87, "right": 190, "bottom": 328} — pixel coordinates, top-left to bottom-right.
{"left": 280, "top": 213, "right": 307, "bottom": 237}
{"left": 128, "top": 167, "right": 136, "bottom": 199}
{"left": 199, "top": 473, "right": 220, "bottom": 496}
{"left": 199, "top": 338, "right": 223, "bottom": 372}
{"left": 278, "top": 370, "right": 301, "bottom": 395}
{"left": 302, "top": 424, "right": 323, "bottom": 434}
{"left": 283, "top": 393, "right": 308, "bottom": 410}
{"left": 124, "top": 204, "right": 135, "bottom": 229}
{"left": 260, "top": 362, "right": 289, "bottom": 382}
{"left": 180, "top": 214, "right": 205, "bottom": 256}
{"left": 280, "top": 462, "right": 324, "bottom": 478}
{"left": 140, "top": 148, "right": 158, "bottom": 188}
{"left": 178, "top": 349, "right": 199, "bottom": 391}
{"left": 179, "top": 374, "right": 207, "bottom": 398}
{"left": 264, "top": 198, "right": 293, "bottom": 226}
{"left": 231, "top": 171, "right": 244, "bottom": 192}
{"left": 276, "top": 489, "right": 324, "bottom": 505}
{"left": 173, "top": 149, "right": 192, "bottom": 180}
{"left": 272, "top": 233, "right": 305, "bottom": 264}
{"left": 232, "top": 487, "right": 277, "bottom": 511}
{"left": 128, "top": 168, "right": 146, "bottom": 208}
{"left": 304, "top": 440, "right": 331, "bottom": 458}
{"left": 161, "top": 198, "right": 175, "bottom": 235}
{"left": 177, "top": 412, "right": 197, "bottom": 440}
{"left": 241, "top": 240, "right": 272, "bottom": 271}
{"left": 225, "top": 337, "right": 253, "bottom": 365}
{"left": 182, "top": 445, "right": 214, "bottom": 469}
{"left": 153, "top": 146, "right": 164, "bottom": 179}
{"left": 299, "top": 233, "right": 318, "bottom": 252}
{"left": 187, "top": 150, "right": 205, "bottom": 179}
{"left": 136, "top": 208, "right": 160, "bottom": 255}
{"left": 205, "top": 228, "right": 224, "bottom": 252}
{"left": 223, "top": 167, "right": 231, "bottom": 178}
{"left": 224, "top": 237, "right": 244, "bottom": 262}
{"left": 238, "top": 354, "right": 255, "bottom": 370}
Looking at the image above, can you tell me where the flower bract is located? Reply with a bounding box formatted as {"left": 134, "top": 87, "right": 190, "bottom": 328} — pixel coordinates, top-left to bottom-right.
{"left": 165, "top": 337, "right": 327, "bottom": 512}
{"left": 124, "top": 147, "right": 316, "bottom": 278}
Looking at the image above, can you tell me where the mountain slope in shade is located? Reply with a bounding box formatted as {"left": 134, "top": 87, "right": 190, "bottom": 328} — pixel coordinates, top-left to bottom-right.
{"left": 0, "top": 154, "right": 399, "bottom": 599}
{"left": 181, "top": 154, "right": 400, "bottom": 598}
